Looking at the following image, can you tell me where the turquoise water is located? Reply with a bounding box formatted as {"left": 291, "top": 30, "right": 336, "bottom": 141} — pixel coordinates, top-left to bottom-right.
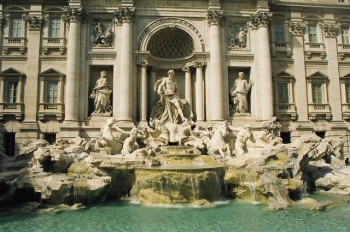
{"left": 1, "top": 200, "right": 350, "bottom": 232}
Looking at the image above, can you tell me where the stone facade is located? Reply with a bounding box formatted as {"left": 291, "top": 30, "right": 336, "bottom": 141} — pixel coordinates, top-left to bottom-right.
{"left": 1, "top": 0, "right": 350, "bottom": 155}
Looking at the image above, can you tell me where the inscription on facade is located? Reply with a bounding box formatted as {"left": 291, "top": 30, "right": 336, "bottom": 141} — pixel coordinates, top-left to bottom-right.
{"left": 135, "top": 0, "right": 207, "bottom": 8}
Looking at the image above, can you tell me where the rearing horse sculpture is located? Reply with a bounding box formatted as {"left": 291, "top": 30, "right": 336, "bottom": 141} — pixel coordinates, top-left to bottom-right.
{"left": 206, "top": 122, "right": 232, "bottom": 157}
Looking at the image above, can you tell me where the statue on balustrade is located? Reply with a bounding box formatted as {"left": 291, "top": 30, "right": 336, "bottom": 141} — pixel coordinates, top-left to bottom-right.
{"left": 90, "top": 71, "right": 112, "bottom": 116}
{"left": 150, "top": 70, "right": 193, "bottom": 132}
{"left": 230, "top": 72, "right": 253, "bottom": 114}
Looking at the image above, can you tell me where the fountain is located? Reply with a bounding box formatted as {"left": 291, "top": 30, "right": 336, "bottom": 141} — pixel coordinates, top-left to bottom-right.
{"left": 0, "top": 70, "right": 349, "bottom": 212}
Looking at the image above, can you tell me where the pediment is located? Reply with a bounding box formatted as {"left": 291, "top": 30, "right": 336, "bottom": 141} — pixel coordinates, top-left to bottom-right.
{"left": 307, "top": 71, "right": 328, "bottom": 79}
{"left": 0, "top": 68, "right": 25, "bottom": 77}
{"left": 341, "top": 73, "right": 350, "bottom": 79}
{"left": 39, "top": 68, "right": 65, "bottom": 77}
{"left": 274, "top": 71, "right": 294, "bottom": 78}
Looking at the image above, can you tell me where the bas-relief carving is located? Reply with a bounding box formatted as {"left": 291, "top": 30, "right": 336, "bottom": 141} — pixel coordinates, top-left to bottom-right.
{"left": 89, "top": 71, "right": 112, "bottom": 116}
{"left": 227, "top": 24, "right": 248, "bottom": 49}
{"left": 230, "top": 72, "right": 253, "bottom": 115}
{"left": 91, "top": 20, "right": 114, "bottom": 47}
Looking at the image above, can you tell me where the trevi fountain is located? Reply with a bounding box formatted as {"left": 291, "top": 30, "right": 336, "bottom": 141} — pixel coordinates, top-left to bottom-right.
{"left": 1, "top": 69, "right": 350, "bottom": 231}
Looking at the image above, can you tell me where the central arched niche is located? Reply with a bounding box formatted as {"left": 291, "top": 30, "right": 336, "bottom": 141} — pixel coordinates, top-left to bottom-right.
{"left": 147, "top": 27, "right": 195, "bottom": 59}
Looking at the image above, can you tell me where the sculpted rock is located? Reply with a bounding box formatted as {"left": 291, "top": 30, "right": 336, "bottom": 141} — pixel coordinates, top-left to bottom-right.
{"left": 19, "top": 140, "right": 49, "bottom": 156}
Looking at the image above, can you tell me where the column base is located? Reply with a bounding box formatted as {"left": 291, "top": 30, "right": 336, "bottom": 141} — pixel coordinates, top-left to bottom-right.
{"left": 60, "top": 121, "right": 81, "bottom": 139}
{"left": 116, "top": 120, "right": 135, "bottom": 128}
{"left": 18, "top": 121, "right": 40, "bottom": 144}
{"left": 138, "top": 120, "right": 149, "bottom": 127}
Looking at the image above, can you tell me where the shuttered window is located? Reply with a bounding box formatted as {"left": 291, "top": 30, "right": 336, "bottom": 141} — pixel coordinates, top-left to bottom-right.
{"left": 278, "top": 83, "right": 289, "bottom": 103}
{"left": 47, "top": 82, "right": 58, "bottom": 103}
{"left": 312, "top": 83, "right": 323, "bottom": 104}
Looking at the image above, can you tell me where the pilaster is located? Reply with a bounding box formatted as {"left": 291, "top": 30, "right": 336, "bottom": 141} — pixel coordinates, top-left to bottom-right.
{"left": 207, "top": 8, "right": 224, "bottom": 121}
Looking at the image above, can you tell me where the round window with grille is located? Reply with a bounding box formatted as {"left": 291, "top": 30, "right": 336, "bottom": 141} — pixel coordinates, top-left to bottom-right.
{"left": 147, "top": 28, "right": 194, "bottom": 59}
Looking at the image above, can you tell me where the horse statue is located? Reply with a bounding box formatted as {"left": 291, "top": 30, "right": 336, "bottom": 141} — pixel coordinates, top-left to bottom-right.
{"left": 206, "top": 122, "right": 232, "bottom": 157}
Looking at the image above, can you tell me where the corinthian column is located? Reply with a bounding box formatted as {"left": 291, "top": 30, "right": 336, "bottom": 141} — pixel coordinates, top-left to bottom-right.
{"left": 138, "top": 60, "right": 148, "bottom": 123}
{"left": 182, "top": 66, "right": 192, "bottom": 106}
{"left": 251, "top": 12, "right": 273, "bottom": 121}
{"left": 194, "top": 61, "right": 206, "bottom": 122}
{"left": 64, "top": 8, "right": 83, "bottom": 122}
{"left": 207, "top": 9, "right": 224, "bottom": 121}
{"left": 115, "top": 7, "right": 135, "bottom": 122}
{"left": 322, "top": 23, "right": 342, "bottom": 121}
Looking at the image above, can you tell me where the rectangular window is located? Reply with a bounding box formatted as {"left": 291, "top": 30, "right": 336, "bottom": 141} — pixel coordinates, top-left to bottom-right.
{"left": 10, "top": 18, "right": 22, "bottom": 38}
{"left": 47, "top": 82, "right": 58, "bottom": 103}
{"left": 341, "top": 26, "right": 350, "bottom": 44}
{"left": 308, "top": 25, "right": 318, "bottom": 43}
{"left": 274, "top": 24, "right": 285, "bottom": 43}
{"left": 278, "top": 83, "right": 289, "bottom": 103}
{"left": 6, "top": 81, "right": 18, "bottom": 103}
{"left": 312, "top": 83, "right": 323, "bottom": 104}
{"left": 49, "top": 18, "right": 60, "bottom": 38}
{"left": 346, "top": 84, "right": 350, "bottom": 103}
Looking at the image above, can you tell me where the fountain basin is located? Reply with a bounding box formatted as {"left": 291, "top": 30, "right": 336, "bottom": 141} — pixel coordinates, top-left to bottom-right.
{"left": 131, "top": 164, "right": 225, "bottom": 205}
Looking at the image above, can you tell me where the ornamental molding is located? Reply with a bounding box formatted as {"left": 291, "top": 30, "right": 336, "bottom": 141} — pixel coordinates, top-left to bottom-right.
{"left": 26, "top": 16, "right": 43, "bottom": 30}
{"left": 207, "top": 9, "right": 224, "bottom": 26}
{"left": 321, "top": 23, "right": 340, "bottom": 37}
{"left": 250, "top": 12, "right": 272, "bottom": 29}
{"left": 114, "top": 7, "right": 135, "bottom": 24}
{"left": 138, "top": 17, "right": 206, "bottom": 52}
{"left": 65, "top": 7, "right": 84, "bottom": 24}
{"left": 289, "top": 22, "right": 306, "bottom": 36}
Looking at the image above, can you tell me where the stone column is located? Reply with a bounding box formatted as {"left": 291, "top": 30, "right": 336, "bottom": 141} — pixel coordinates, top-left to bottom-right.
{"left": 289, "top": 21, "right": 308, "bottom": 121}
{"left": 64, "top": 8, "right": 83, "bottom": 122}
{"left": 150, "top": 67, "right": 157, "bottom": 107}
{"left": 0, "top": 77, "right": 4, "bottom": 103}
{"left": 138, "top": 60, "right": 148, "bottom": 123}
{"left": 323, "top": 23, "right": 342, "bottom": 121}
{"left": 115, "top": 7, "right": 135, "bottom": 123}
{"left": 183, "top": 66, "right": 192, "bottom": 106}
{"left": 194, "top": 61, "right": 206, "bottom": 122}
{"left": 251, "top": 12, "right": 274, "bottom": 121}
{"left": 207, "top": 9, "right": 224, "bottom": 121}
{"left": 40, "top": 77, "right": 45, "bottom": 103}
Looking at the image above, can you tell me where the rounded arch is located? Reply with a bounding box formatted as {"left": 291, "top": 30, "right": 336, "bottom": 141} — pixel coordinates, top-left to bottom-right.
{"left": 336, "top": 15, "right": 350, "bottom": 22}
{"left": 4, "top": 5, "right": 27, "bottom": 12}
{"left": 303, "top": 14, "right": 323, "bottom": 21}
{"left": 138, "top": 17, "right": 206, "bottom": 53}
{"left": 43, "top": 6, "right": 67, "bottom": 12}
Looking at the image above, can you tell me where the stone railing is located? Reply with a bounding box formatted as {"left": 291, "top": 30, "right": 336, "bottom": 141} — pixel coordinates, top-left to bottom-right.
{"left": 3, "top": 37, "right": 27, "bottom": 55}
{"left": 271, "top": 41, "right": 292, "bottom": 57}
{"left": 274, "top": 103, "right": 297, "bottom": 120}
{"left": 308, "top": 103, "right": 332, "bottom": 120}
{"left": 304, "top": 43, "right": 326, "bottom": 59}
{"left": 42, "top": 37, "right": 66, "bottom": 55}
{"left": 0, "top": 103, "right": 24, "bottom": 120}
{"left": 38, "top": 103, "right": 64, "bottom": 121}
{"left": 338, "top": 44, "right": 350, "bottom": 60}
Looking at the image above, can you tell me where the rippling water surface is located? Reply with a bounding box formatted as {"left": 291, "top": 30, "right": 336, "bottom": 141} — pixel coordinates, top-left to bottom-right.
{"left": 1, "top": 200, "right": 350, "bottom": 232}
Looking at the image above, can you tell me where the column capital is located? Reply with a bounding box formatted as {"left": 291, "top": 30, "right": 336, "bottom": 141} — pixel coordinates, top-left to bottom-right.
{"left": 137, "top": 60, "right": 148, "bottom": 67}
{"left": 182, "top": 66, "right": 191, "bottom": 73}
{"left": 207, "top": 9, "right": 224, "bottom": 26}
{"left": 250, "top": 12, "right": 272, "bottom": 29}
{"left": 65, "top": 7, "right": 85, "bottom": 23}
{"left": 194, "top": 61, "right": 207, "bottom": 68}
{"left": 289, "top": 21, "right": 306, "bottom": 36}
{"left": 114, "top": 7, "right": 135, "bottom": 24}
{"left": 321, "top": 23, "right": 340, "bottom": 38}
{"left": 26, "top": 16, "right": 43, "bottom": 30}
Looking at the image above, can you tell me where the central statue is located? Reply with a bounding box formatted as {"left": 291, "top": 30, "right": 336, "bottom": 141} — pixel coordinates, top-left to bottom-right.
{"left": 150, "top": 70, "right": 194, "bottom": 143}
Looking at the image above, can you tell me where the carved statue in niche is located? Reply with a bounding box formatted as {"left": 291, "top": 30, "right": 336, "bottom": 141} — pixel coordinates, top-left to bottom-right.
{"left": 150, "top": 70, "right": 193, "bottom": 131}
{"left": 228, "top": 24, "right": 248, "bottom": 49}
{"left": 91, "top": 21, "right": 114, "bottom": 47}
{"left": 230, "top": 72, "right": 253, "bottom": 114}
{"left": 90, "top": 71, "right": 112, "bottom": 116}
